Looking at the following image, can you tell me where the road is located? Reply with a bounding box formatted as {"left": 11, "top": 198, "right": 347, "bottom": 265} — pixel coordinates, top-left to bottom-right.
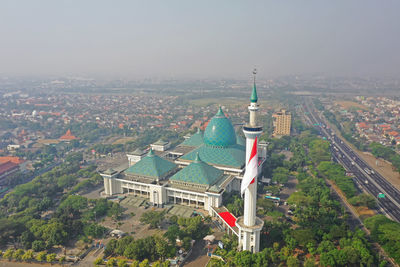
{"left": 303, "top": 99, "right": 400, "bottom": 223}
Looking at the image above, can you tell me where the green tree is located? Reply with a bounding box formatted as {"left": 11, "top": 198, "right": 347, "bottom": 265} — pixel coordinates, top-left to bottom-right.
{"left": 140, "top": 210, "right": 165, "bottom": 229}
{"left": 304, "top": 257, "right": 316, "bottom": 267}
{"left": 94, "top": 258, "right": 104, "bottom": 266}
{"left": 309, "top": 139, "right": 330, "bottom": 164}
{"left": 32, "top": 240, "right": 46, "bottom": 252}
{"left": 46, "top": 253, "right": 56, "bottom": 263}
{"left": 131, "top": 260, "right": 139, "bottom": 267}
{"left": 13, "top": 249, "right": 24, "bottom": 261}
{"left": 58, "top": 195, "right": 88, "bottom": 211}
{"left": 106, "top": 258, "right": 117, "bottom": 267}
{"left": 155, "top": 236, "right": 169, "bottom": 261}
{"left": 36, "top": 251, "right": 47, "bottom": 262}
{"left": 320, "top": 251, "right": 336, "bottom": 267}
{"left": 348, "top": 193, "right": 376, "bottom": 209}
{"left": 118, "top": 259, "right": 128, "bottom": 267}
{"left": 182, "top": 236, "right": 192, "bottom": 251}
{"left": 272, "top": 167, "right": 290, "bottom": 184}
{"left": 287, "top": 256, "right": 300, "bottom": 267}
{"left": 139, "top": 259, "right": 150, "bottom": 267}
{"left": 3, "top": 249, "right": 14, "bottom": 260}
{"left": 59, "top": 255, "right": 66, "bottom": 264}
{"left": 164, "top": 225, "right": 180, "bottom": 245}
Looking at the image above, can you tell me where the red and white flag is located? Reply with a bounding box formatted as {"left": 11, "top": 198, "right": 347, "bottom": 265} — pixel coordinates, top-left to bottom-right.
{"left": 241, "top": 136, "right": 258, "bottom": 196}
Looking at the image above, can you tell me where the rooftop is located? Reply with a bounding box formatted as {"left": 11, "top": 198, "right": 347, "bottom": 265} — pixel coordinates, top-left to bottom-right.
{"left": 170, "top": 153, "right": 224, "bottom": 186}
{"left": 125, "top": 149, "right": 177, "bottom": 179}
{"left": 203, "top": 107, "right": 236, "bottom": 148}
{"left": 181, "top": 128, "right": 204, "bottom": 147}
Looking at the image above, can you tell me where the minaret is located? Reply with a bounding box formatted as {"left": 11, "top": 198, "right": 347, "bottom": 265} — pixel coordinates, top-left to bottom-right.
{"left": 236, "top": 69, "right": 264, "bottom": 253}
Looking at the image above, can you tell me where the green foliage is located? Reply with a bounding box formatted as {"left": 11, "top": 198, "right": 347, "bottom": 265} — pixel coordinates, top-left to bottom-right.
{"left": 94, "top": 258, "right": 104, "bottom": 266}
{"left": 84, "top": 223, "right": 106, "bottom": 238}
{"left": 140, "top": 210, "right": 165, "bottom": 229}
{"left": 262, "top": 153, "right": 285, "bottom": 178}
{"left": 309, "top": 139, "right": 330, "bottom": 164}
{"left": 348, "top": 193, "right": 376, "bottom": 209}
{"left": 164, "top": 224, "right": 180, "bottom": 245}
{"left": 13, "top": 249, "right": 24, "bottom": 260}
{"left": 3, "top": 249, "right": 14, "bottom": 260}
{"left": 107, "top": 216, "right": 209, "bottom": 262}
{"left": 107, "top": 202, "right": 124, "bottom": 220}
{"left": 36, "top": 251, "right": 47, "bottom": 262}
{"left": 256, "top": 198, "right": 275, "bottom": 215}
{"left": 365, "top": 215, "right": 400, "bottom": 264}
{"left": 370, "top": 142, "right": 400, "bottom": 172}
{"left": 286, "top": 256, "right": 300, "bottom": 267}
{"left": 106, "top": 258, "right": 117, "bottom": 267}
{"left": 139, "top": 259, "right": 150, "bottom": 267}
{"left": 58, "top": 195, "right": 88, "bottom": 211}
{"left": 21, "top": 250, "right": 34, "bottom": 262}
{"left": 59, "top": 255, "right": 66, "bottom": 263}
{"left": 272, "top": 167, "right": 290, "bottom": 184}
{"left": 287, "top": 191, "right": 312, "bottom": 206}
{"left": 317, "top": 161, "right": 357, "bottom": 198}
{"left": 223, "top": 192, "right": 243, "bottom": 217}
{"left": 177, "top": 215, "right": 210, "bottom": 240}
{"left": 46, "top": 253, "right": 56, "bottom": 263}
{"left": 118, "top": 259, "right": 128, "bottom": 267}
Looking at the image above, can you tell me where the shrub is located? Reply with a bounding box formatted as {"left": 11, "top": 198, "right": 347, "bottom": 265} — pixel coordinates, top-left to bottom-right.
{"left": 3, "top": 249, "right": 14, "bottom": 260}
{"left": 22, "top": 250, "right": 34, "bottom": 262}
{"left": 107, "top": 258, "right": 117, "bottom": 267}
{"left": 94, "top": 258, "right": 104, "bottom": 266}
{"left": 13, "top": 249, "right": 24, "bottom": 260}
{"left": 46, "top": 253, "right": 56, "bottom": 263}
{"left": 36, "top": 251, "right": 47, "bottom": 262}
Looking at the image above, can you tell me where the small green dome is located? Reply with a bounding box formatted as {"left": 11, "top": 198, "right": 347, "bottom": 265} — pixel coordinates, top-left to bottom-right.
{"left": 203, "top": 107, "right": 237, "bottom": 147}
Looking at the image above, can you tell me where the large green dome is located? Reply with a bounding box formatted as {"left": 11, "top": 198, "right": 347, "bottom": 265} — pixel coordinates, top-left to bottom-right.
{"left": 203, "top": 107, "right": 237, "bottom": 147}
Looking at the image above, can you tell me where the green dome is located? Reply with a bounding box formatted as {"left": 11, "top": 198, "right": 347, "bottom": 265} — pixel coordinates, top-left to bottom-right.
{"left": 203, "top": 107, "right": 237, "bottom": 148}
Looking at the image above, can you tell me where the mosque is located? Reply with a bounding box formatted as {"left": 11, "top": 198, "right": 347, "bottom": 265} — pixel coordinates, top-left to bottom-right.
{"left": 101, "top": 72, "right": 266, "bottom": 252}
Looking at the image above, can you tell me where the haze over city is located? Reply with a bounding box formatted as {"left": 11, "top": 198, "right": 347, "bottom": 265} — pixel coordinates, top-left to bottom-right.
{"left": 2, "top": 2, "right": 400, "bottom": 267}
{"left": 1, "top": 0, "right": 400, "bottom": 79}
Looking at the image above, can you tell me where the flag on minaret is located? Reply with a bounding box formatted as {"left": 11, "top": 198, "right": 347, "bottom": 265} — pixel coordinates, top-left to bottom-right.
{"left": 241, "top": 136, "right": 258, "bottom": 196}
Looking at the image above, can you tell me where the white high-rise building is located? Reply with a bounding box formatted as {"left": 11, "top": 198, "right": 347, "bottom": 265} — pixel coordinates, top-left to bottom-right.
{"left": 236, "top": 70, "right": 264, "bottom": 253}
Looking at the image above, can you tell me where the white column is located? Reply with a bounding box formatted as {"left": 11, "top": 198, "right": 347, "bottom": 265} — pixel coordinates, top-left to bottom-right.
{"left": 244, "top": 137, "right": 257, "bottom": 227}
{"left": 244, "top": 181, "right": 257, "bottom": 226}
{"left": 242, "top": 231, "right": 251, "bottom": 251}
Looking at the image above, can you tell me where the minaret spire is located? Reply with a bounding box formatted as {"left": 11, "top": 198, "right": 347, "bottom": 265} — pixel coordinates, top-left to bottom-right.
{"left": 236, "top": 69, "right": 264, "bottom": 253}
{"left": 250, "top": 68, "right": 258, "bottom": 103}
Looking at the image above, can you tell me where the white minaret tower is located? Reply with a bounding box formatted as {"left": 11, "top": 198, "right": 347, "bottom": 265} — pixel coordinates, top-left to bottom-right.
{"left": 236, "top": 69, "right": 264, "bottom": 253}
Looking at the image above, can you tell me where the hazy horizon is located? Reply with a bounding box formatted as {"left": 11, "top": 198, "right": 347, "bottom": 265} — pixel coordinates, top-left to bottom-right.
{"left": 1, "top": 1, "right": 400, "bottom": 79}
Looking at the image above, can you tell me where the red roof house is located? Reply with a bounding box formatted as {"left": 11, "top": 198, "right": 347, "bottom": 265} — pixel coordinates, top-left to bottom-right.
{"left": 59, "top": 129, "right": 79, "bottom": 141}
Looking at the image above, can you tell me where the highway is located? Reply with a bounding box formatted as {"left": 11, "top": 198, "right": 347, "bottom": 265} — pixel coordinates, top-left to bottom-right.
{"left": 303, "top": 100, "right": 400, "bottom": 222}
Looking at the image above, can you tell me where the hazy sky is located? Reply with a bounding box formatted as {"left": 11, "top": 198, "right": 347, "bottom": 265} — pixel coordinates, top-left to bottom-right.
{"left": 1, "top": 1, "right": 399, "bottom": 79}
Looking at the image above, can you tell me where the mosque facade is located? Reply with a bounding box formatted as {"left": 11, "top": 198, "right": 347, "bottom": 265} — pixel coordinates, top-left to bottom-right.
{"left": 101, "top": 75, "right": 266, "bottom": 252}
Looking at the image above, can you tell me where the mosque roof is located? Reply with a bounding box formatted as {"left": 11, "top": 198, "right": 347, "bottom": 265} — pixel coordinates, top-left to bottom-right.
{"left": 125, "top": 149, "right": 177, "bottom": 179}
{"left": 203, "top": 107, "right": 236, "bottom": 148}
{"left": 179, "top": 107, "right": 246, "bottom": 168}
{"left": 181, "top": 128, "right": 204, "bottom": 147}
{"left": 180, "top": 143, "right": 245, "bottom": 168}
{"left": 170, "top": 153, "right": 224, "bottom": 185}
